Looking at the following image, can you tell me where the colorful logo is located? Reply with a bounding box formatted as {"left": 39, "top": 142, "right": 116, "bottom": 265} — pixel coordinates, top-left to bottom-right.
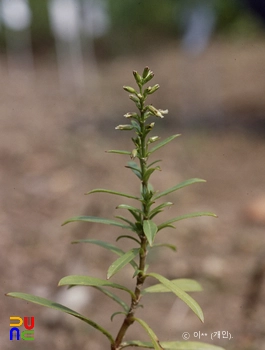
{"left": 9, "top": 316, "right": 35, "bottom": 341}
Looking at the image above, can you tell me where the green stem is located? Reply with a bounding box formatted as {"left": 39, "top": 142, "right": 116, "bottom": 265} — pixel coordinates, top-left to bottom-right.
{"left": 111, "top": 87, "right": 151, "bottom": 350}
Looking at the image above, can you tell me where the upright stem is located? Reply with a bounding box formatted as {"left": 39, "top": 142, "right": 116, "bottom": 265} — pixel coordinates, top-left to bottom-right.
{"left": 111, "top": 86, "right": 150, "bottom": 350}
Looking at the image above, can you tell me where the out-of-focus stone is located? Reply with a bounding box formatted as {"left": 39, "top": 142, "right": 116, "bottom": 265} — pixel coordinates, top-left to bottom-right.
{"left": 202, "top": 256, "right": 225, "bottom": 277}
{"left": 49, "top": 169, "right": 76, "bottom": 194}
{"left": 243, "top": 196, "right": 265, "bottom": 225}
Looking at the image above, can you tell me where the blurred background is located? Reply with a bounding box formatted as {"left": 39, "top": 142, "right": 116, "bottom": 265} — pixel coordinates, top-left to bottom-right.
{"left": 1, "top": 1, "right": 265, "bottom": 349}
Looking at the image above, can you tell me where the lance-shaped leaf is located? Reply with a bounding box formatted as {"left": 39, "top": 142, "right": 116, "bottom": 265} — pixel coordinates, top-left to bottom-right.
{"left": 71, "top": 239, "right": 138, "bottom": 270}
{"left": 120, "top": 340, "right": 154, "bottom": 348}
{"left": 116, "top": 204, "right": 143, "bottom": 221}
{"left": 147, "top": 159, "right": 162, "bottom": 168}
{"left": 126, "top": 161, "right": 142, "bottom": 180}
{"left": 151, "top": 243, "right": 177, "bottom": 251}
{"left": 143, "top": 167, "right": 161, "bottom": 182}
{"left": 133, "top": 317, "right": 164, "bottom": 350}
{"left": 85, "top": 188, "right": 140, "bottom": 200}
{"left": 146, "top": 273, "right": 204, "bottom": 323}
{"left": 62, "top": 216, "right": 132, "bottom": 229}
{"left": 149, "top": 202, "right": 173, "bottom": 219}
{"left": 110, "top": 311, "right": 127, "bottom": 322}
{"left": 6, "top": 292, "right": 114, "bottom": 344}
{"left": 107, "top": 248, "right": 140, "bottom": 279}
{"left": 120, "top": 341, "right": 225, "bottom": 349}
{"left": 116, "top": 235, "right": 141, "bottom": 245}
{"left": 153, "top": 178, "right": 206, "bottom": 200}
{"left": 158, "top": 212, "right": 217, "bottom": 231}
{"left": 115, "top": 215, "right": 137, "bottom": 229}
{"left": 58, "top": 276, "right": 135, "bottom": 298}
{"left": 94, "top": 287, "right": 129, "bottom": 312}
{"left": 131, "top": 120, "right": 141, "bottom": 133}
{"left": 116, "top": 204, "right": 143, "bottom": 215}
{"left": 148, "top": 134, "right": 181, "bottom": 154}
{"left": 159, "top": 341, "right": 226, "bottom": 349}
{"left": 143, "top": 278, "right": 203, "bottom": 294}
{"left": 106, "top": 150, "right": 131, "bottom": 155}
{"left": 143, "top": 220, "right": 158, "bottom": 246}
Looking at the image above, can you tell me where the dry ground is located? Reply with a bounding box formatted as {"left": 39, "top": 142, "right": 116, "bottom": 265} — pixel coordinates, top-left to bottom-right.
{"left": 1, "top": 38, "right": 265, "bottom": 350}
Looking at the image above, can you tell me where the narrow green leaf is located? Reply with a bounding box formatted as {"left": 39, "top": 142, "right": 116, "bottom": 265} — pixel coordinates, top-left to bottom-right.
{"left": 116, "top": 204, "right": 143, "bottom": 215}
{"left": 129, "top": 209, "right": 141, "bottom": 221}
{"left": 160, "top": 341, "right": 226, "bottom": 350}
{"left": 115, "top": 215, "right": 136, "bottom": 228}
{"left": 143, "top": 278, "right": 203, "bottom": 294}
{"left": 153, "top": 178, "right": 206, "bottom": 200}
{"left": 94, "top": 287, "right": 129, "bottom": 312}
{"left": 107, "top": 248, "right": 140, "bottom": 279}
{"left": 85, "top": 189, "right": 140, "bottom": 200}
{"left": 62, "top": 216, "right": 132, "bottom": 229}
{"left": 120, "top": 341, "right": 225, "bottom": 349}
{"left": 72, "top": 239, "right": 123, "bottom": 254}
{"left": 147, "top": 273, "right": 204, "bottom": 323}
{"left": 148, "top": 134, "right": 181, "bottom": 154}
{"left": 71, "top": 239, "right": 138, "bottom": 270}
{"left": 131, "top": 120, "right": 141, "bottom": 132}
{"left": 121, "top": 340, "right": 154, "bottom": 348}
{"left": 126, "top": 167, "right": 142, "bottom": 180}
{"left": 116, "top": 235, "right": 141, "bottom": 245}
{"left": 110, "top": 311, "right": 126, "bottom": 322}
{"left": 106, "top": 150, "right": 131, "bottom": 155}
{"left": 6, "top": 292, "right": 114, "bottom": 344}
{"left": 150, "top": 210, "right": 163, "bottom": 219}
{"left": 58, "top": 276, "right": 135, "bottom": 298}
{"left": 147, "top": 159, "right": 162, "bottom": 168}
{"left": 143, "top": 220, "right": 158, "bottom": 246}
{"left": 158, "top": 212, "right": 217, "bottom": 231}
{"left": 133, "top": 317, "right": 164, "bottom": 350}
{"left": 151, "top": 243, "right": 177, "bottom": 251}
{"left": 143, "top": 167, "right": 161, "bottom": 182}
{"left": 126, "top": 161, "right": 142, "bottom": 180}
{"left": 149, "top": 202, "right": 173, "bottom": 219}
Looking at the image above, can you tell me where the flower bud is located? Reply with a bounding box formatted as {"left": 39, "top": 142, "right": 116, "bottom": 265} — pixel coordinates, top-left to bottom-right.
{"left": 129, "top": 94, "right": 140, "bottom": 103}
{"left": 148, "top": 105, "right": 164, "bottom": 118}
{"left": 148, "top": 84, "right": 160, "bottom": 94}
{"left": 148, "top": 136, "right": 160, "bottom": 143}
{"left": 123, "top": 86, "right": 137, "bottom": 94}
{"left": 133, "top": 70, "right": 142, "bottom": 85}
{"left": 143, "top": 71, "right": 154, "bottom": 84}
{"left": 148, "top": 105, "right": 168, "bottom": 118}
{"left": 130, "top": 149, "right": 138, "bottom": 159}
{"left": 115, "top": 124, "right": 134, "bottom": 130}
{"left": 145, "top": 87, "right": 152, "bottom": 94}
{"left": 142, "top": 66, "right": 150, "bottom": 79}
{"left": 146, "top": 122, "right": 155, "bottom": 131}
{"left": 124, "top": 112, "right": 138, "bottom": 119}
